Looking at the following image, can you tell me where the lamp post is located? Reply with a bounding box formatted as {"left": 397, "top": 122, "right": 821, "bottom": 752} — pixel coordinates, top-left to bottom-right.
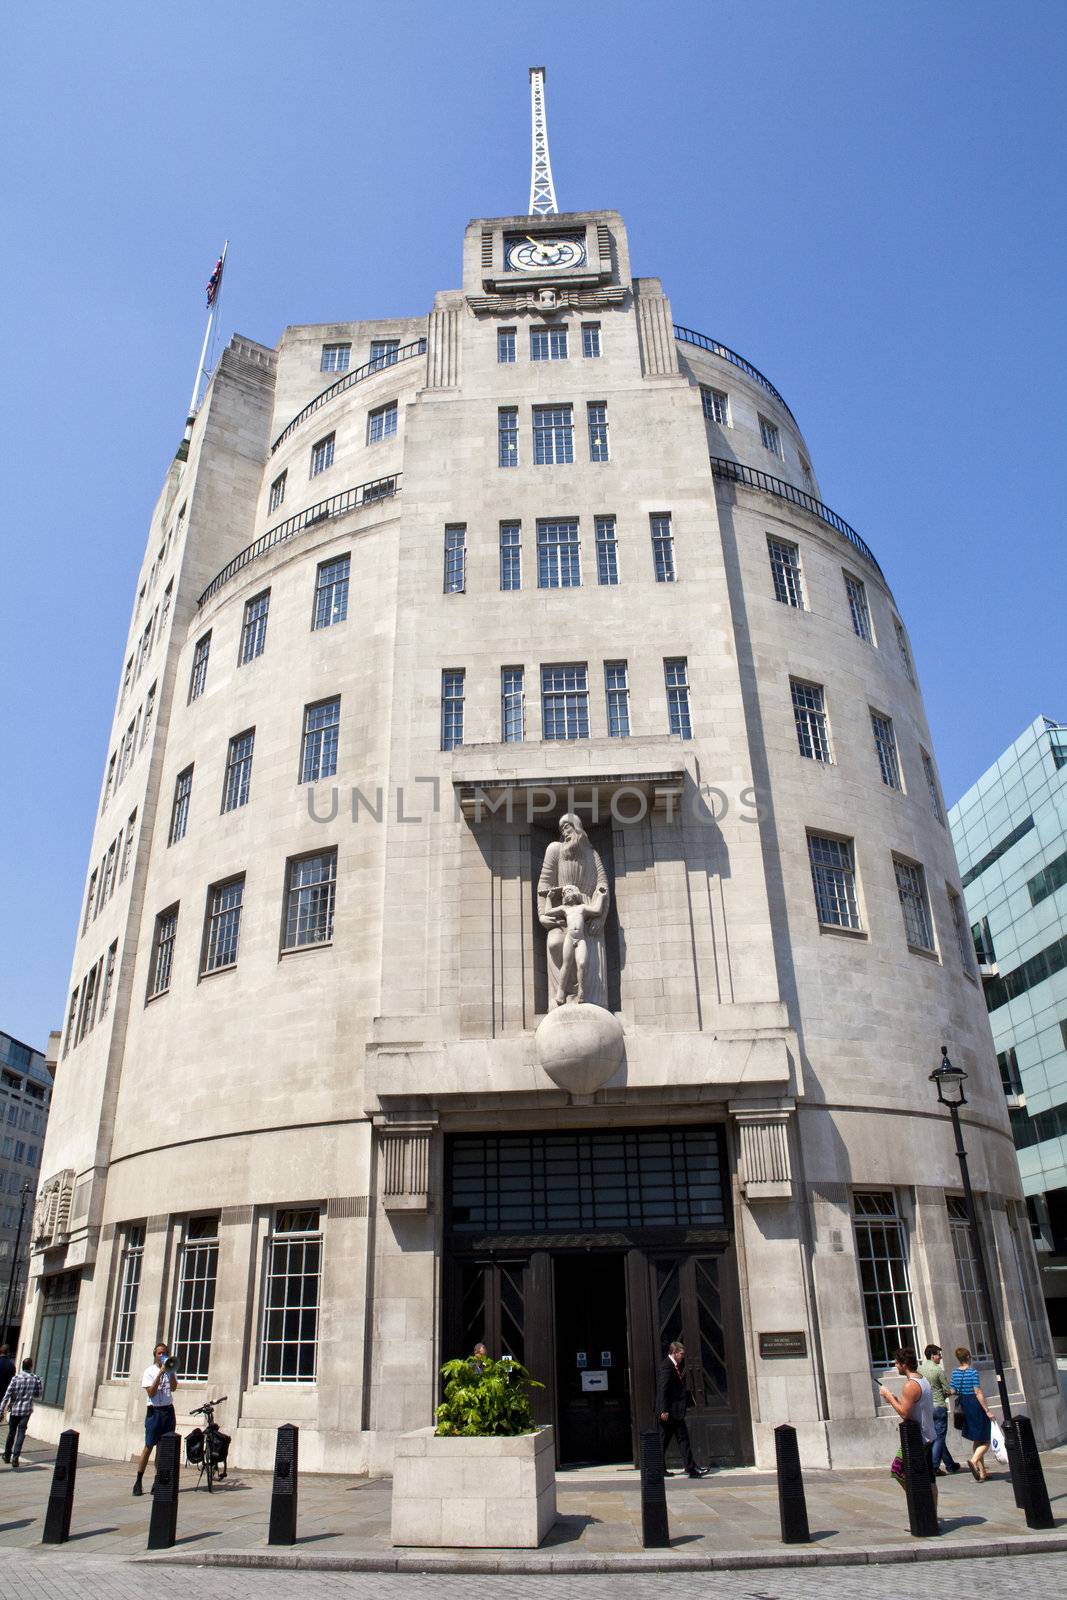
{"left": 0, "top": 1181, "right": 32, "bottom": 1345}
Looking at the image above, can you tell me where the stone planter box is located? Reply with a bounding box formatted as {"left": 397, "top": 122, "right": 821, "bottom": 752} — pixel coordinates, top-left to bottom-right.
{"left": 391, "top": 1426, "right": 556, "bottom": 1548}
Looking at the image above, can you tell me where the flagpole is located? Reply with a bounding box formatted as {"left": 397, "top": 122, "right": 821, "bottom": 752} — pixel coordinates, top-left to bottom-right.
{"left": 181, "top": 240, "right": 228, "bottom": 451}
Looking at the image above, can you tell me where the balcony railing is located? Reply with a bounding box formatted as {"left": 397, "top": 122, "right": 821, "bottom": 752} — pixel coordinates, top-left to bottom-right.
{"left": 673, "top": 325, "right": 797, "bottom": 425}
{"left": 270, "top": 339, "right": 427, "bottom": 454}
{"left": 198, "top": 475, "right": 401, "bottom": 606}
{"left": 710, "top": 457, "right": 883, "bottom": 577}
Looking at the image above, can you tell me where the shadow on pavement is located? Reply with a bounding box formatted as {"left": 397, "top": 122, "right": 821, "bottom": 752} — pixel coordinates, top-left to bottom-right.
{"left": 542, "top": 1514, "right": 601, "bottom": 1545}
{"left": 67, "top": 1527, "right": 121, "bottom": 1541}
{"left": 0, "top": 1519, "right": 35, "bottom": 1534}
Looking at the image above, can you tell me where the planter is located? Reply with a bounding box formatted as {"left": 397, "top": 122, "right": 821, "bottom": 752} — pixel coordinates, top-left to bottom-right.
{"left": 391, "top": 1425, "right": 556, "bottom": 1548}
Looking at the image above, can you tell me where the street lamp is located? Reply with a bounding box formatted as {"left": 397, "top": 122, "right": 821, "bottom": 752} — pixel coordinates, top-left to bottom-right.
{"left": 0, "top": 1181, "right": 33, "bottom": 1346}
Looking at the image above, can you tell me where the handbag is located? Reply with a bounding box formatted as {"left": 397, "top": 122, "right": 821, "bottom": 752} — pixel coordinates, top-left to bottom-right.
{"left": 953, "top": 1406, "right": 965, "bottom": 1430}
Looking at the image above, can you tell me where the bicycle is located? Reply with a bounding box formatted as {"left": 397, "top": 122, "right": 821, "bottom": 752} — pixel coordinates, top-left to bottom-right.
{"left": 186, "top": 1397, "right": 230, "bottom": 1491}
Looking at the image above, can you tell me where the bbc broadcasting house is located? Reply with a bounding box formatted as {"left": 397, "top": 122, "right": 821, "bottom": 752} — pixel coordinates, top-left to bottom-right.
{"left": 27, "top": 183, "right": 1065, "bottom": 1472}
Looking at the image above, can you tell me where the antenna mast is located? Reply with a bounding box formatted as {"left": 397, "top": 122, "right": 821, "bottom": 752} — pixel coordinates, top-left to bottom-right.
{"left": 528, "top": 67, "right": 559, "bottom": 216}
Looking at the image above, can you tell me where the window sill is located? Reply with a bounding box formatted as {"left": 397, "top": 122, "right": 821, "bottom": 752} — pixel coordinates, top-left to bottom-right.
{"left": 199, "top": 963, "right": 237, "bottom": 981}
{"left": 906, "top": 944, "right": 941, "bottom": 963}
{"left": 144, "top": 988, "right": 171, "bottom": 1006}
{"left": 280, "top": 942, "right": 333, "bottom": 958}
{"left": 817, "top": 922, "right": 867, "bottom": 940}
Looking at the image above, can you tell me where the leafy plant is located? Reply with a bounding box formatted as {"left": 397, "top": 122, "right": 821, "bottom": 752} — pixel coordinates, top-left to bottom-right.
{"left": 434, "top": 1355, "right": 544, "bottom": 1437}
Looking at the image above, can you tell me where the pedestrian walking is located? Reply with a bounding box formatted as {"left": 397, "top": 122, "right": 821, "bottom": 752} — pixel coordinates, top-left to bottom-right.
{"left": 920, "top": 1342, "right": 960, "bottom": 1474}
{"left": 655, "top": 1340, "right": 708, "bottom": 1478}
{"left": 879, "top": 1346, "right": 938, "bottom": 1517}
{"left": 951, "top": 1346, "right": 994, "bottom": 1481}
{"left": 0, "top": 1357, "right": 43, "bottom": 1467}
{"left": 132, "top": 1340, "right": 179, "bottom": 1496}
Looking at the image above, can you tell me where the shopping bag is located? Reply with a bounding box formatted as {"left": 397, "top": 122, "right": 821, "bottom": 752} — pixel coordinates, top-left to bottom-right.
{"left": 990, "top": 1419, "right": 1008, "bottom": 1464}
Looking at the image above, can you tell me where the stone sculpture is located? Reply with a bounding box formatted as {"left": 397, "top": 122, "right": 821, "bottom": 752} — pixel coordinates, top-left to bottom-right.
{"left": 536, "top": 814, "right": 610, "bottom": 1008}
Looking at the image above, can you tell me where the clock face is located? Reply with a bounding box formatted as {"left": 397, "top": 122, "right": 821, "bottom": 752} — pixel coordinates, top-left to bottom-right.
{"left": 505, "top": 233, "right": 587, "bottom": 272}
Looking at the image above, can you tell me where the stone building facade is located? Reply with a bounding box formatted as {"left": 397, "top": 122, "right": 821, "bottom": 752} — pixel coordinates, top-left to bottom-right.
{"left": 27, "top": 207, "right": 1064, "bottom": 1472}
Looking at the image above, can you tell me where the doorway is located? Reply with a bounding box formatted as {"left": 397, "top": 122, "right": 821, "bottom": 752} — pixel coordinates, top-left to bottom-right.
{"left": 553, "top": 1253, "right": 632, "bottom": 1465}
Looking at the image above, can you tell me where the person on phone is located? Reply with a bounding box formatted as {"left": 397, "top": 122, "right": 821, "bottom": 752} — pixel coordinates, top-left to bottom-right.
{"left": 132, "top": 1340, "right": 179, "bottom": 1496}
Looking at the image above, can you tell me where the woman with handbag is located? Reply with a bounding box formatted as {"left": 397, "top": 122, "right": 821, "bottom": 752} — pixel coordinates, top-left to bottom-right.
{"left": 951, "top": 1346, "right": 994, "bottom": 1480}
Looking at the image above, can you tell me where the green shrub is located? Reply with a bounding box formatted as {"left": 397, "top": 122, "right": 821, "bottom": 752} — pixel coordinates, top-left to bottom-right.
{"left": 434, "top": 1355, "right": 544, "bottom": 1437}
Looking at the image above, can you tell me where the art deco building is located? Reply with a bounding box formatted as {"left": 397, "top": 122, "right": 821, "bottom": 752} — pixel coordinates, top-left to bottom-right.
{"left": 27, "top": 184, "right": 1065, "bottom": 1469}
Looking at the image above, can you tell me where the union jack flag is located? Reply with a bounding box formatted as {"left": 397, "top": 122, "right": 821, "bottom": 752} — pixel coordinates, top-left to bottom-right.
{"left": 205, "top": 254, "right": 225, "bottom": 308}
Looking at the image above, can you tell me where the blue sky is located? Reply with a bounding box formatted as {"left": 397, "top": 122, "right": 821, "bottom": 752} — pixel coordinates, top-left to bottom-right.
{"left": 2, "top": 0, "right": 1064, "bottom": 1051}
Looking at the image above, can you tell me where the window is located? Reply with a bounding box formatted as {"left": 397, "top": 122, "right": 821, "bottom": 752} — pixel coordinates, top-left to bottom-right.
{"left": 441, "top": 669, "right": 465, "bottom": 751}
{"left": 148, "top": 905, "right": 178, "bottom": 999}
{"left": 100, "top": 842, "right": 118, "bottom": 906}
{"left": 894, "top": 857, "right": 935, "bottom": 952}
{"left": 169, "top": 766, "right": 193, "bottom": 845}
{"left": 498, "top": 407, "right": 519, "bottom": 467}
{"left": 530, "top": 325, "right": 568, "bottom": 361}
{"left": 605, "top": 661, "right": 630, "bottom": 738}
{"left": 83, "top": 871, "right": 98, "bottom": 933}
{"left": 497, "top": 327, "right": 516, "bottom": 364}
{"left": 159, "top": 580, "right": 173, "bottom": 633}
{"left": 650, "top": 514, "right": 676, "bottom": 582}
{"left": 809, "top": 834, "right": 861, "bottom": 930}
{"left": 320, "top": 343, "right": 351, "bottom": 372}
{"left": 533, "top": 404, "right": 574, "bottom": 464}
{"left": 971, "top": 915, "right": 996, "bottom": 967}
{"left": 75, "top": 962, "right": 100, "bottom": 1043}
{"left": 853, "top": 1192, "right": 916, "bottom": 1367}
{"left": 117, "top": 719, "right": 136, "bottom": 783}
{"left": 369, "top": 338, "right": 399, "bottom": 369}
{"left": 595, "top": 515, "right": 619, "bottom": 585}
{"left": 1027, "top": 846, "right": 1067, "bottom": 907}
{"left": 141, "top": 682, "right": 157, "bottom": 748}
{"left": 759, "top": 414, "right": 782, "bottom": 457}
{"left": 260, "top": 1208, "right": 321, "bottom": 1382}
{"left": 948, "top": 889, "right": 973, "bottom": 971}
{"left": 998, "top": 1046, "right": 1024, "bottom": 1098}
{"left": 1008, "top": 1202, "right": 1051, "bottom": 1357}
{"left": 221, "top": 729, "right": 255, "bottom": 813}
{"left": 268, "top": 471, "right": 287, "bottom": 514}
{"left": 768, "top": 537, "right": 803, "bottom": 607}
{"left": 871, "top": 711, "right": 902, "bottom": 790}
{"left": 100, "top": 941, "right": 117, "bottom": 1015}
{"left": 310, "top": 432, "right": 335, "bottom": 476}
{"left": 894, "top": 618, "right": 915, "bottom": 683}
{"left": 444, "top": 524, "right": 466, "bottom": 594}
{"left": 172, "top": 1216, "right": 219, "bottom": 1381}
{"left": 844, "top": 572, "right": 872, "bottom": 642}
{"left": 283, "top": 851, "right": 337, "bottom": 950}
{"left": 537, "top": 518, "right": 581, "bottom": 588}
{"left": 499, "top": 522, "right": 521, "bottom": 590}
{"left": 301, "top": 697, "right": 340, "bottom": 783}
{"left": 921, "top": 750, "right": 944, "bottom": 824}
{"left": 203, "top": 878, "right": 244, "bottom": 974}
{"left": 542, "top": 664, "right": 589, "bottom": 741}
{"left": 119, "top": 810, "right": 136, "bottom": 881}
{"left": 102, "top": 753, "right": 116, "bottom": 813}
{"left": 582, "top": 322, "right": 601, "bottom": 358}
{"left": 367, "top": 402, "right": 397, "bottom": 443}
{"left": 501, "top": 667, "right": 525, "bottom": 743}
{"left": 665, "top": 657, "right": 692, "bottom": 740}
{"left": 189, "top": 632, "right": 211, "bottom": 701}
{"left": 791, "top": 680, "right": 832, "bottom": 763}
{"left": 946, "top": 1198, "right": 992, "bottom": 1361}
{"left": 240, "top": 590, "right": 270, "bottom": 664}
{"left": 35, "top": 1273, "right": 80, "bottom": 1408}
{"left": 587, "top": 402, "right": 609, "bottom": 462}
{"left": 121, "top": 656, "right": 133, "bottom": 705}
{"left": 701, "top": 386, "right": 730, "bottom": 425}
{"left": 110, "top": 1225, "right": 145, "bottom": 1379}
{"left": 312, "top": 555, "right": 350, "bottom": 629}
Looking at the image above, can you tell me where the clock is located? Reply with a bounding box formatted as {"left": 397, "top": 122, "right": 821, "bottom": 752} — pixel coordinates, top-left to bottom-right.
{"left": 504, "top": 232, "right": 587, "bottom": 272}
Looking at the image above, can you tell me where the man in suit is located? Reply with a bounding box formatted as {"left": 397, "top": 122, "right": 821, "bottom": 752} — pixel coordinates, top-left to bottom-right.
{"left": 656, "top": 1340, "right": 708, "bottom": 1478}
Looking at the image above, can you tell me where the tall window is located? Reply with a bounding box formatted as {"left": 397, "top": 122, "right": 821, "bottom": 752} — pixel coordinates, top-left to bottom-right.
{"left": 542, "top": 664, "right": 589, "bottom": 741}
{"left": 159, "top": 580, "right": 173, "bottom": 633}
{"left": 119, "top": 810, "right": 136, "bottom": 881}
{"left": 222, "top": 730, "right": 255, "bottom": 813}
{"left": 320, "top": 342, "right": 350, "bottom": 372}
{"left": 499, "top": 522, "right": 521, "bottom": 590}
{"left": 946, "top": 1198, "right": 992, "bottom": 1360}
{"left": 83, "top": 871, "right": 98, "bottom": 933}
{"left": 268, "top": 471, "right": 287, "bottom": 514}
{"left": 310, "top": 432, "right": 335, "bottom": 476}
{"left": 148, "top": 905, "right": 178, "bottom": 999}
{"left": 871, "top": 711, "right": 902, "bottom": 789}
{"left": 497, "top": 327, "right": 516, "bottom": 364}
{"left": 301, "top": 697, "right": 340, "bottom": 782}
{"left": 791, "top": 680, "right": 832, "bottom": 762}
{"left": 665, "top": 657, "right": 692, "bottom": 739}
{"left": 587, "top": 402, "right": 609, "bottom": 462}
{"left": 701, "top": 386, "right": 730, "bottom": 425}
{"left": 369, "top": 338, "right": 399, "bottom": 369}
{"left": 894, "top": 618, "right": 915, "bottom": 682}
{"left": 498, "top": 407, "right": 519, "bottom": 467}
{"left": 533, "top": 404, "right": 574, "bottom": 464}
{"left": 444, "top": 524, "right": 466, "bottom": 594}
{"left": 844, "top": 572, "right": 873, "bottom": 642}
{"left": 501, "top": 667, "right": 525, "bottom": 743}
{"left": 141, "top": 683, "right": 156, "bottom": 748}
{"left": 894, "top": 857, "right": 935, "bottom": 952}
{"left": 35, "top": 1273, "right": 80, "bottom": 1407}
{"left": 63, "top": 988, "right": 80, "bottom": 1056}
{"left": 768, "top": 537, "right": 803, "bottom": 607}
{"left": 240, "top": 591, "right": 270, "bottom": 664}
{"left": 312, "top": 555, "right": 350, "bottom": 629}
{"left": 759, "top": 415, "right": 782, "bottom": 457}
{"left": 948, "top": 888, "right": 973, "bottom": 971}
{"left": 172, "top": 1216, "right": 219, "bottom": 1381}
{"left": 260, "top": 1208, "right": 322, "bottom": 1382}
{"left": 189, "top": 632, "right": 211, "bottom": 701}
{"left": 203, "top": 878, "right": 244, "bottom": 973}
{"left": 582, "top": 322, "right": 601, "bottom": 358}
{"left": 594, "top": 515, "right": 619, "bottom": 586}
{"left": 998, "top": 1046, "right": 1023, "bottom": 1097}
{"left": 121, "top": 656, "right": 133, "bottom": 706}
{"left": 537, "top": 518, "right": 581, "bottom": 588}
{"left": 100, "top": 841, "right": 118, "bottom": 906}
{"left": 110, "top": 1224, "right": 145, "bottom": 1379}
{"left": 921, "top": 749, "right": 944, "bottom": 823}
{"left": 100, "top": 941, "right": 117, "bottom": 1015}
{"left": 605, "top": 661, "right": 630, "bottom": 738}
{"left": 169, "top": 766, "right": 193, "bottom": 845}
{"left": 367, "top": 401, "right": 398, "bottom": 443}
{"left": 102, "top": 753, "right": 116, "bottom": 812}
{"left": 853, "top": 1191, "right": 916, "bottom": 1366}
{"left": 441, "top": 669, "right": 465, "bottom": 750}
{"left": 808, "top": 834, "right": 861, "bottom": 930}
{"left": 530, "top": 325, "right": 567, "bottom": 361}
{"left": 283, "top": 851, "right": 337, "bottom": 950}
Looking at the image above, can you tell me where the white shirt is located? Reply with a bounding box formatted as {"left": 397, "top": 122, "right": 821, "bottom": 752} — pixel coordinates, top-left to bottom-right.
{"left": 142, "top": 1363, "right": 175, "bottom": 1407}
{"left": 913, "top": 1374, "right": 935, "bottom": 1445}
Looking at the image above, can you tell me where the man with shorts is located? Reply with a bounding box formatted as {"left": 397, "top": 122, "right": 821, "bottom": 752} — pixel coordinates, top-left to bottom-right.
{"left": 133, "top": 1340, "right": 179, "bottom": 1496}
{"left": 879, "top": 1346, "right": 938, "bottom": 1518}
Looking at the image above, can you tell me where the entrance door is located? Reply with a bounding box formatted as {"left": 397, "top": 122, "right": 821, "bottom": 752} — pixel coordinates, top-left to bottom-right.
{"left": 553, "top": 1254, "right": 632, "bottom": 1465}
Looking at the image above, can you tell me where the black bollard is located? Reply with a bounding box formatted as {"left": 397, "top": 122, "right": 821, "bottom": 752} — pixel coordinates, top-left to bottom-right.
{"left": 146, "top": 1433, "right": 181, "bottom": 1550}
{"left": 639, "top": 1429, "right": 670, "bottom": 1548}
{"left": 1002, "top": 1416, "right": 1053, "bottom": 1530}
{"left": 41, "top": 1429, "right": 79, "bottom": 1544}
{"left": 774, "top": 1424, "right": 810, "bottom": 1544}
{"left": 899, "top": 1419, "right": 939, "bottom": 1537}
{"left": 268, "top": 1423, "right": 299, "bottom": 1545}
{"left": 1001, "top": 1416, "right": 1027, "bottom": 1509}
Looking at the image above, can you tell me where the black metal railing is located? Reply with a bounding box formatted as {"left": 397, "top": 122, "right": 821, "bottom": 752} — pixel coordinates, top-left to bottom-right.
{"left": 198, "top": 476, "right": 401, "bottom": 606}
{"left": 673, "top": 326, "right": 797, "bottom": 424}
{"left": 270, "top": 339, "right": 427, "bottom": 454}
{"left": 710, "top": 457, "right": 883, "bottom": 576}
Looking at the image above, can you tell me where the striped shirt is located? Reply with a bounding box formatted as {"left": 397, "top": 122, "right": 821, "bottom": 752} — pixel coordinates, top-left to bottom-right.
{"left": 951, "top": 1365, "right": 980, "bottom": 1397}
{"left": 1, "top": 1371, "right": 43, "bottom": 1417}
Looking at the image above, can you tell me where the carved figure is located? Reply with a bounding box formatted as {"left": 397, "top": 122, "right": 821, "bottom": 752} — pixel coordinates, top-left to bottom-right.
{"left": 537, "top": 814, "right": 610, "bottom": 1008}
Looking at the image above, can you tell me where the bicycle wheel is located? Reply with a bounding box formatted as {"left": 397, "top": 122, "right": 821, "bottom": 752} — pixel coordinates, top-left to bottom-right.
{"left": 204, "top": 1447, "right": 216, "bottom": 1492}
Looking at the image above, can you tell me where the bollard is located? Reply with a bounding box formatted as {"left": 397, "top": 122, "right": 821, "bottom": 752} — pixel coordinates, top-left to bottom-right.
{"left": 774, "top": 1424, "right": 810, "bottom": 1544}
{"left": 1001, "top": 1416, "right": 1027, "bottom": 1509}
{"left": 899, "top": 1418, "right": 939, "bottom": 1537}
{"left": 146, "top": 1432, "right": 181, "bottom": 1550}
{"left": 1002, "top": 1416, "right": 1053, "bottom": 1530}
{"left": 268, "top": 1423, "right": 299, "bottom": 1545}
{"left": 41, "top": 1429, "right": 79, "bottom": 1544}
{"left": 639, "top": 1429, "right": 670, "bottom": 1548}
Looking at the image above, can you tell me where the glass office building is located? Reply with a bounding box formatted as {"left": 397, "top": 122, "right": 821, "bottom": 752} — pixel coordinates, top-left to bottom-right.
{"left": 0, "top": 1030, "right": 52, "bottom": 1346}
